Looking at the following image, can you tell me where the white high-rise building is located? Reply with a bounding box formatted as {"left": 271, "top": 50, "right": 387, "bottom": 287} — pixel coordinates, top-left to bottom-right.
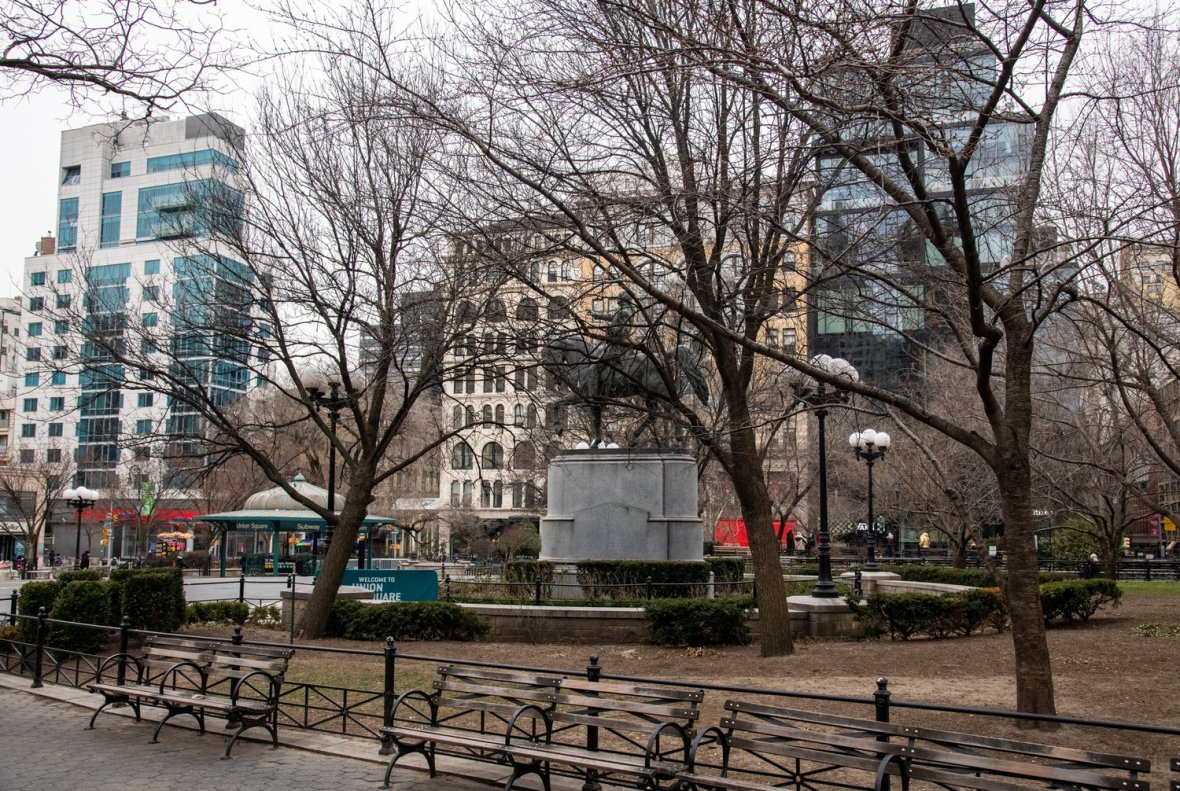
{"left": 16, "top": 114, "right": 250, "bottom": 527}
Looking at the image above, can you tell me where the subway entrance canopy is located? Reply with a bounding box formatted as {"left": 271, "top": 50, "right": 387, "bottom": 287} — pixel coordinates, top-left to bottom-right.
{"left": 198, "top": 473, "right": 398, "bottom": 577}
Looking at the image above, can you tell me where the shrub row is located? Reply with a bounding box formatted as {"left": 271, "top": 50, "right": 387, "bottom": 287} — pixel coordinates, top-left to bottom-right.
{"left": 851, "top": 589, "right": 1007, "bottom": 640}
{"left": 326, "top": 600, "right": 489, "bottom": 641}
{"left": 185, "top": 601, "right": 251, "bottom": 626}
{"left": 853, "top": 579, "right": 1122, "bottom": 640}
{"left": 644, "top": 598, "right": 754, "bottom": 646}
{"left": 16, "top": 568, "right": 186, "bottom": 654}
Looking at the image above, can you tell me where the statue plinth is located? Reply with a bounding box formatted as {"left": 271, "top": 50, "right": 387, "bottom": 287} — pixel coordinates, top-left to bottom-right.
{"left": 540, "top": 448, "right": 704, "bottom": 562}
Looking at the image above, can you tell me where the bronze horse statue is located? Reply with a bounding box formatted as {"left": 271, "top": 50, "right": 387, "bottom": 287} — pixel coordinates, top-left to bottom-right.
{"left": 542, "top": 336, "right": 709, "bottom": 447}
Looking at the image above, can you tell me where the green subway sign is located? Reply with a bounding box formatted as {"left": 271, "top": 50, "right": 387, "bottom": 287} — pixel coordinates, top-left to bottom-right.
{"left": 340, "top": 569, "right": 438, "bottom": 602}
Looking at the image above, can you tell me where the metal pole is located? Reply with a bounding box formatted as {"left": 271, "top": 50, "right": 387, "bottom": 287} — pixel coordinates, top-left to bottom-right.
{"left": 239, "top": 573, "right": 246, "bottom": 604}
{"left": 582, "top": 655, "right": 602, "bottom": 791}
{"left": 73, "top": 506, "right": 82, "bottom": 566}
{"left": 380, "top": 637, "right": 396, "bottom": 755}
{"left": 874, "top": 677, "right": 892, "bottom": 791}
{"left": 32, "top": 607, "right": 47, "bottom": 688}
{"left": 865, "top": 456, "right": 878, "bottom": 571}
{"left": 117, "top": 617, "right": 131, "bottom": 685}
{"left": 8, "top": 590, "right": 16, "bottom": 626}
{"left": 812, "top": 404, "right": 838, "bottom": 597}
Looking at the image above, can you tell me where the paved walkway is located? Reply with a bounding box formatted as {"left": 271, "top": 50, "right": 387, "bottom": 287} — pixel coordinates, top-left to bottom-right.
{"left": 0, "top": 684, "right": 504, "bottom": 791}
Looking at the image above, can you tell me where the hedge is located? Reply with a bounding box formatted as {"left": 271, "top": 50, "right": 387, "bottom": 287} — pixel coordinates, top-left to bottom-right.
{"left": 645, "top": 598, "right": 753, "bottom": 646}
{"left": 17, "top": 581, "right": 62, "bottom": 642}
{"left": 1040, "top": 578, "right": 1121, "bottom": 623}
{"left": 47, "top": 580, "right": 112, "bottom": 654}
{"left": 185, "top": 601, "right": 250, "bottom": 626}
{"left": 110, "top": 568, "right": 185, "bottom": 632}
{"left": 326, "top": 600, "right": 489, "bottom": 641}
{"left": 852, "top": 589, "right": 1007, "bottom": 640}
{"left": 504, "top": 560, "right": 556, "bottom": 598}
{"left": 576, "top": 561, "right": 712, "bottom": 599}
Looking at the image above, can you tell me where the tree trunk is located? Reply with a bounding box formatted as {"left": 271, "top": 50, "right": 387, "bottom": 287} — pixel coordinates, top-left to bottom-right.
{"left": 728, "top": 422, "right": 793, "bottom": 656}
{"left": 295, "top": 474, "right": 372, "bottom": 639}
{"left": 997, "top": 455, "right": 1056, "bottom": 718}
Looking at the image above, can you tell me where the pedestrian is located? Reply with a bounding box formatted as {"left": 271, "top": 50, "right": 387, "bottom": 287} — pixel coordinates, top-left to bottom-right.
{"left": 794, "top": 534, "right": 806, "bottom": 554}
{"left": 918, "top": 531, "right": 931, "bottom": 560}
{"left": 80, "top": 550, "right": 90, "bottom": 569}
{"left": 48, "top": 550, "right": 56, "bottom": 568}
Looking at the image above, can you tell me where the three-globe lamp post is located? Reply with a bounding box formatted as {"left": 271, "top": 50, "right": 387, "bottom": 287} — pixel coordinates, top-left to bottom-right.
{"left": 849, "top": 428, "right": 891, "bottom": 572}
{"left": 300, "top": 371, "right": 350, "bottom": 572}
{"left": 63, "top": 485, "right": 99, "bottom": 568}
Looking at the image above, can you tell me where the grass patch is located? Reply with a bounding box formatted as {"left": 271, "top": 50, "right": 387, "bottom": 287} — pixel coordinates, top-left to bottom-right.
{"left": 1117, "top": 581, "right": 1180, "bottom": 596}
{"left": 284, "top": 655, "right": 439, "bottom": 695}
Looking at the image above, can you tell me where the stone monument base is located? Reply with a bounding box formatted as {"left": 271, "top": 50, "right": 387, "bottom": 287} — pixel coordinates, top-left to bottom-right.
{"left": 540, "top": 448, "right": 704, "bottom": 562}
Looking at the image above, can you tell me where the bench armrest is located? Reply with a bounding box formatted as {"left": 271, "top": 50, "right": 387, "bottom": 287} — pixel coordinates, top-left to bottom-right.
{"left": 93, "top": 653, "right": 144, "bottom": 685}
{"left": 875, "top": 751, "right": 911, "bottom": 791}
{"left": 390, "top": 689, "right": 438, "bottom": 726}
{"left": 685, "top": 725, "right": 729, "bottom": 772}
{"left": 644, "top": 720, "right": 691, "bottom": 768}
{"left": 158, "top": 660, "right": 208, "bottom": 694}
{"left": 230, "top": 669, "right": 282, "bottom": 707}
{"left": 504, "top": 703, "right": 554, "bottom": 747}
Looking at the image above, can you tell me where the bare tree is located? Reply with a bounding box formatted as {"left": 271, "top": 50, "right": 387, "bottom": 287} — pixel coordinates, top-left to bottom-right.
{"left": 0, "top": 457, "right": 71, "bottom": 576}
{"left": 1, "top": 0, "right": 228, "bottom": 112}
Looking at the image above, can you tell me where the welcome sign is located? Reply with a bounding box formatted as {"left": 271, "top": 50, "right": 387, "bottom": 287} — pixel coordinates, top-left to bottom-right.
{"left": 340, "top": 569, "right": 438, "bottom": 602}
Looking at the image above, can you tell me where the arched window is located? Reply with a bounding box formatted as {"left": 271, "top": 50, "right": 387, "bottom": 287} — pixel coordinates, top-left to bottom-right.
{"left": 547, "top": 261, "right": 558, "bottom": 282}
{"left": 514, "top": 404, "right": 525, "bottom": 426}
{"left": 452, "top": 405, "right": 463, "bottom": 429}
{"left": 456, "top": 301, "right": 476, "bottom": 326}
{"left": 494, "top": 404, "right": 505, "bottom": 424}
{"left": 514, "top": 441, "right": 536, "bottom": 470}
{"left": 481, "top": 442, "right": 504, "bottom": 469}
{"left": 526, "top": 404, "right": 538, "bottom": 429}
{"left": 516, "top": 297, "right": 539, "bottom": 321}
{"left": 451, "top": 441, "right": 474, "bottom": 470}
{"left": 466, "top": 405, "right": 476, "bottom": 426}
{"left": 450, "top": 481, "right": 461, "bottom": 507}
{"left": 482, "top": 404, "right": 493, "bottom": 423}
{"left": 486, "top": 299, "right": 507, "bottom": 323}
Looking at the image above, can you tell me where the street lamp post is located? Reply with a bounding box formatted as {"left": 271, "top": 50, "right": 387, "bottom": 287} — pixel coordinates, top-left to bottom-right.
{"left": 791, "top": 355, "right": 857, "bottom": 598}
{"left": 301, "top": 372, "right": 350, "bottom": 572}
{"left": 63, "top": 486, "right": 99, "bottom": 567}
{"left": 850, "top": 428, "right": 891, "bottom": 572}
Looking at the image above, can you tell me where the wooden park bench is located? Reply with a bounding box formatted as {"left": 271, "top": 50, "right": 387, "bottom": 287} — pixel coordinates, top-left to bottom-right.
{"left": 679, "top": 699, "right": 1151, "bottom": 791}
{"left": 86, "top": 635, "right": 294, "bottom": 758}
{"left": 380, "top": 664, "right": 704, "bottom": 791}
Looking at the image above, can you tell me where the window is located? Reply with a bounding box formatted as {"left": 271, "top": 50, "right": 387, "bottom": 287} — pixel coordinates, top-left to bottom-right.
{"left": 29, "top": 272, "right": 46, "bottom": 287}
{"left": 450, "top": 481, "right": 461, "bottom": 507}
{"left": 766, "top": 328, "right": 779, "bottom": 347}
{"left": 57, "top": 269, "right": 72, "bottom": 284}
{"left": 62, "top": 165, "right": 81, "bottom": 185}
{"left": 24, "top": 373, "right": 39, "bottom": 386}
{"left": 451, "top": 441, "right": 474, "bottom": 469}
{"left": 100, "top": 191, "right": 122, "bottom": 248}
{"left": 47, "top": 449, "right": 62, "bottom": 463}
{"left": 50, "top": 372, "right": 65, "bottom": 386}
{"left": 146, "top": 149, "right": 239, "bottom": 174}
{"left": 20, "top": 424, "right": 35, "bottom": 438}
{"left": 137, "top": 393, "right": 154, "bottom": 407}
{"left": 27, "top": 297, "right": 44, "bottom": 312}
{"left": 492, "top": 481, "right": 503, "bottom": 508}
{"left": 54, "top": 320, "right": 68, "bottom": 335}
{"left": 19, "top": 449, "right": 33, "bottom": 464}
{"left": 58, "top": 198, "right": 79, "bottom": 251}
{"left": 143, "top": 285, "right": 159, "bottom": 302}
{"left": 50, "top": 397, "right": 64, "bottom": 411}
{"left": 26, "top": 348, "right": 41, "bottom": 362}
{"left": 110, "top": 161, "right": 130, "bottom": 178}
{"left": 514, "top": 404, "right": 525, "bottom": 426}
{"left": 494, "top": 404, "right": 505, "bottom": 423}
{"left": 462, "top": 481, "right": 473, "bottom": 508}
{"left": 514, "top": 442, "right": 536, "bottom": 469}
{"left": 22, "top": 398, "right": 37, "bottom": 412}
{"left": 135, "top": 419, "right": 153, "bottom": 434}
{"left": 135, "top": 447, "right": 151, "bottom": 461}
{"left": 27, "top": 322, "right": 42, "bottom": 337}
{"left": 55, "top": 294, "right": 70, "bottom": 309}
{"left": 512, "top": 483, "right": 523, "bottom": 508}
{"left": 482, "top": 404, "right": 493, "bottom": 423}
{"left": 452, "top": 405, "right": 464, "bottom": 429}
{"left": 48, "top": 423, "right": 63, "bottom": 437}
{"left": 783, "top": 328, "right": 797, "bottom": 355}
{"left": 482, "top": 368, "right": 494, "bottom": 394}
{"left": 480, "top": 442, "right": 504, "bottom": 469}
{"left": 495, "top": 366, "right": 506, "bottom": 393}
{"left": 144, "top": 259, "right": 160, "bottom": 275}
{"left": 143, "top": 313, "right": 158, "bottom": 327}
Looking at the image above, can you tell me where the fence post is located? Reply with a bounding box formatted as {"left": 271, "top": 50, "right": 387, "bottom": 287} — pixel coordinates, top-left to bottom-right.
{"left": 232, "top": 625, "right": 243, "bottom": 646}
{"left": 707, "top": 571, "right": 715, "bottom": 600}
{"left": 117, "top": 617, "right": 131, "bottom": 685}
{"left": 646, "top": 576, "right": 654, "bottom": 600}
{"left": 288, "top": 574, "right": 296, "bottom": 643}
{"left": 583, "top": 655, "right": 602, "bottom": 791}
{"left": 31, "top": 607, "right": 47, "bottom": 689}
{"left": 8, "top": 590, "right": 16, "bottom": 626}
{"left": 874, "top": 677, "right": 891, "bottom": 791}
{"left": 534, "top": 578, "right": 542, "bottom": 605}
{"left": 380, "top": 637, "right": 397, "bottom": 755}
{"left": 239, "top": 573, "right": 246, "bottom": 604}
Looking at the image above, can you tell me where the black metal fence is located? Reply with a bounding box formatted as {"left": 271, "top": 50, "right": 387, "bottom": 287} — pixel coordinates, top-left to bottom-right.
{"left": 1, "top": 609, "right": 1178, "bottom": 791}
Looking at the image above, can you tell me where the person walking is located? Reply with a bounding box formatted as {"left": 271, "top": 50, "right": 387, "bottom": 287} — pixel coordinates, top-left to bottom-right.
{"left": 79, "top": 550, "right": 90, "bottom": 569}
{"left": 918, "top": 531, "right": 931, "bottom": 560}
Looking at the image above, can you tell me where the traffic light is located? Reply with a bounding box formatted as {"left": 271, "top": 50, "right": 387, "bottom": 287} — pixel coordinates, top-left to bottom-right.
{"left": 101, "top": 527, "right": 109, "bottom": 546}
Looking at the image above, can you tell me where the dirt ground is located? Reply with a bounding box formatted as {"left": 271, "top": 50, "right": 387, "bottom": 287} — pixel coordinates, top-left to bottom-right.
{"left": 235, "top": 591, "right": 1180, "bottom": 773}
